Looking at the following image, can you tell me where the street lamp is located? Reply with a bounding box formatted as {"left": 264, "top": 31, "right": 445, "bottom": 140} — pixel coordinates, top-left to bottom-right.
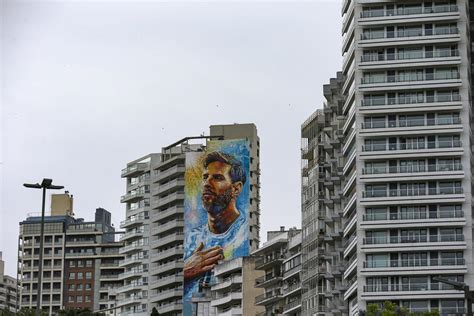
{"left": 433, "top": 276, "right": 472, "bottom": 315}
{"left": 23, "top": 179, "right": 64, "bottom": 316}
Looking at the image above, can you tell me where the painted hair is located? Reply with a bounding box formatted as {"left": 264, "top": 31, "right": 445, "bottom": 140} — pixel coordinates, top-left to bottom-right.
{"left": 204, "top": 151, "right": 247, "bottom": 184}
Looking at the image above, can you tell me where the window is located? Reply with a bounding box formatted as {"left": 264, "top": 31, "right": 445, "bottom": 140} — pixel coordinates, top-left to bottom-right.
{"left": 77, "top": 260, "right": 84, "bottom": 267}
{"left": 86, "top": 260, "right": 92, "bottom": 267}
{"left": 68, "top": 261, "right": 75, "bottom": 267}
{"left": 85, "top": 295, "right": 91, "bottom": 302}
{"left": 77, "top": 296, "right": 83, "bottom": 303}
{"left": 77, "top": 284, "right": 83, "bottom": 291}
{"left": 68, "top": 296, "right": 74, "bottom": 303}
{"left": 86, "top": 272, "right": 92, "bottom": 279}
{"left": 68, "top": 273, "right": 75, "bottom": 280}
{"left": 77, "top": 272, "right": 83, "bottom": 279}
{"left": 85, "top": 283, "right": 91, "bottom": 290}
{"left": 68, "top": 284, "right": 75, "bottom": 291}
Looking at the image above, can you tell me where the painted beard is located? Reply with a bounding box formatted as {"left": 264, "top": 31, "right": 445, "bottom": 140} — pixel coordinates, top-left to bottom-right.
{"left": 202, "top": 187, "right": 233, "bottom": 216}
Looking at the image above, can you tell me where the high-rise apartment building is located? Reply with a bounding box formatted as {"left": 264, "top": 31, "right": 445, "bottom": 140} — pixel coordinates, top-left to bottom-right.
{"left": 118, "top": 123, "right": 260, "bottom": 316}
{"left": 0, "top": 252, "right": 17, "bottom": 312}
{"left": 301, "top": 1, "right": 472, "bottom": 315}
{"left": 301, "top": 75, "right": 347, "bottom": 315}
{"left": 253, "top": 227, "right": 301, "bottom": 316}
{"left": 18, "top": 204, "right": 124, "bottom": 315}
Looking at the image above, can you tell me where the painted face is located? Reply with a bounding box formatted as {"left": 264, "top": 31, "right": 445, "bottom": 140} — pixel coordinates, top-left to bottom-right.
{"left": 202, "top": 161, "right": 234, "bottom": 215}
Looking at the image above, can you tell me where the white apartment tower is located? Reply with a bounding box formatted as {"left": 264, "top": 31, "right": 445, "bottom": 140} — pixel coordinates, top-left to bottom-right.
{"left": 118, "top": 123, "right": 260, "bottom": 316}
{"left": 339, "top": 0, "right": 472, "bottom": 314}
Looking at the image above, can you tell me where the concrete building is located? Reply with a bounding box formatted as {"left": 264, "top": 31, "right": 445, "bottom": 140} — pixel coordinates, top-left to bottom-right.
{"left": 118, "top": 123, "right": 260, "bottom": 315}
{"left": 301, "top": 75, "right": 347, "bottom": 315}
{"left": 253, "top": 227, "right": 301, "bottom": 316}
{"left": 300, "top": 1, "right": 473, "bottom": 314}
{"left": 18, "top": 203, "right": 124, "bottom": 315}
{"left": 0, "top": 252, "right": 17, "bottom": 312}
{"left": 191, "top": 257, "right": 265, "bottom": 316}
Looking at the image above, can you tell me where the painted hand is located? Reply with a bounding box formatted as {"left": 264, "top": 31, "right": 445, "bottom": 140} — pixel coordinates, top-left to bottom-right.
{"left": 184, "top": 242, "right": 223, "bottom": 281}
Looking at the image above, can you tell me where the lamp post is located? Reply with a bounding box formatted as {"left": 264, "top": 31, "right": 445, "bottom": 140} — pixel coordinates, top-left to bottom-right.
{"left": 24, "top": 179, "right": 64, "bottom": 316}
{"left": 433, "top": 276, "right": 472, "bottom": 315}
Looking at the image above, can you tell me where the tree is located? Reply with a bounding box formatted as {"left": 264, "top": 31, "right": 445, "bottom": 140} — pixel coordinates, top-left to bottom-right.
{"left": 150, "top": 307, "right": 159, "bottom": 316}
{"left": 366, "top": 301, "right": 439, "bottom": 316}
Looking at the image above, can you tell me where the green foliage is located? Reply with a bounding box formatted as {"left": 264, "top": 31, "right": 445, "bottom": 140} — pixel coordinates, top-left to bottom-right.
{"left": 150, "top": 307, "right": 159, "bottom": 316}
{"left": 366, "top": 302, "right": 439, "bottom": 316}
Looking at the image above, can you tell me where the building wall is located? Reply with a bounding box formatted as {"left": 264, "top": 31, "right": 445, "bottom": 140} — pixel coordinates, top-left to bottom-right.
{"left": 242, "top": 257, "right": 265, "bottom": 316}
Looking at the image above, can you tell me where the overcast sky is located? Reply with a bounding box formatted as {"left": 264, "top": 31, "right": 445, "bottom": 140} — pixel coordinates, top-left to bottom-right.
{"left": 0, "top": 0, "right": 341, "bottom": 276}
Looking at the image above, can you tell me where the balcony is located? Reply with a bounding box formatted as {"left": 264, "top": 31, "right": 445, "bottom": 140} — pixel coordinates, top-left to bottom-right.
{"left": 155, "top": 178, "right": 185, "bottom": 196}
{"left": 255, "top": 289, "right": 282, "bottom": 305}
{"left": 255, "top": 255, "right": 285, "bottom": 270}
{"left": 117, "top": 282, "right": 147, "bottom": 293}
{"left": 363, "top": 257, "right": 465, "bottom": 269}
{"left": 283, "top": 283, "right": 301, "bottom": 296}
{"left": 150, "top": 246, "right": 183, "bottom": 262}
{"left": 120, "top": 216, "right": 148, "bottom": 229}
{"left": 120, "top": 230, "right": 145, "bottom": 242}
{"left": 361, "top": 94, "right": 461, "bottom": 107}
{"left": 150, "top": 274, "right": 183, "bottom": 289}
{"left": 362, "top": 209, "right": 464, "bottom": 222}
{"left": 121, "top": 191, "right": 145, "bottom": 203}
{"left": 360, "top": 5, "right": 458, "bottom": 19}
{"left": 150, "top": 206, "right": 184, "bottom": 223}
{"left": 150, "top": 261, "right": 183, "bottom": 276}
{"left": 119, "top": 269, "right": 147, "bottom": 280}
{"left": 150, "top": 232, "right": 184, "bottom": 249}
{"left": 361, "top": 117, "right": 461, "bottom": 130}
{"left": 157, "top": 302, "right": 183, "bottom": 314}
{"left": 362, "top": 164, "right": 462, "bottom": 175}
{"left": 154, "top": 165, "right": 185, "bottom": 182}
{"left": 362, "top": 140, "right": 462, "bottom": 152}
{"left": 211, "top": 291, "right": 243, "bottom": 307}
{"left": 155, "top": 192, "right": 185, "bottom": 208}
{"left": 361, "top": 50, "right": 459, "bottom": 64}
{"left": 122, "top": 163, "right": 149, "bottom": 178}
{"left": 361, "top": 28, "right": 459, "bottom": 41}
{"left": 118, "top": 294, "right": 144, "bottom": 307}
{"left": 149, "top": 288, "right": 182, "bottom": 303}
{"left": 212, "top": 275, "right": 242, "bottom": 292}
{"left": 283, "top": 299, "right": 302, "bottom": 314}
{"left": 363, "top": 234, "right": 464, "bottom": 245}
{"left": 119, "top": 242, "right": 145, "bottom": 254}
{"left": 362, "top": 187, "right": 463, "bottom": 198}
{"left": 361, "top": 72, "right": 460, "bottom": 85}
{"left": 150, "top": 220, "right": 184, "bottom": 236}
{"left": 255, "top": 273, "right": 283, "bottom": 288}
{"left": 364, "top": 282, "right": 461, "bottom": 293}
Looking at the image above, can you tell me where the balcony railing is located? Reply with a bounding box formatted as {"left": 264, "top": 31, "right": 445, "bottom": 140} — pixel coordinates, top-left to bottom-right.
{"left": 255, "top": 274, "right": 282, "bottom": 286}
{"left": 361, "top": 27, "right": 459, "bottom": 40}
{"left": 363, "top": 234, "right": 464, "bottom": 245}
{"left": 361, "top": 5, "right": 458, "bottom": 18}
{"left": 361, "top": 72, "right": 460, "bottom": 84}
{"left": 363, "top": 210, "right": 464, "bottom": 221}
{"left": 361, "top": 94, "right": 461, "bottom": 107}
{"left": 362, "top": 140, "right": 462, "bottom": 152}
{"left": 364, "top": 257, "right": 465, "bottom": 268}
{"left": 283, "top": 299, "right": 302, "bottom": 312}
{"left": 362, "top": 187, "right": 463, "bottom": 198}
{"left": 361, "top": 117, "right": 460, "bottom": 129}
{"left": 364, "top": 282, "right": 458, "bottom": 292}
{"left": 255, "top": 289, "right": 282, "bottom": 305}
{"left": 362, "top": 164, "right": 462, "bottom": 175}
{"left": 361, "top": 50, "right": 459, "bottom": 62}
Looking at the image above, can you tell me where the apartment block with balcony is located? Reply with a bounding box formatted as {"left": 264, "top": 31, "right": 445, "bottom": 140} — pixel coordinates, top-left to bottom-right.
{"left": 119, "top": 124, "right": 260, "bottom": 315}
{"left": 206, "top": 257, "right": 264, "bottom": 316}
{"left": 119, "top": 154, "right": 157, "bottom": 316}
{"left": 339, "top": 0, "right": 472, "bottom": 314}
{"left": 18, "top": 198, "right": 124, "bottom": 315}
{"left": 282, "top": 232, "right": 302, "bottom": 316}
{"left": 253, "top": 227, "right": 301, "bottom": 316}
{"left": 0, "top": 252, "right": 17, "bottom": 312}
{"left": 301, "top": 73, "right": 349, "bottom": 315}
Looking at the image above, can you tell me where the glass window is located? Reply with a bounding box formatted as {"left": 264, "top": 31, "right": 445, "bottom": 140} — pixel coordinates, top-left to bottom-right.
{"left": 77, "top": 296, "right": 83, "bottom": 303}
{"left": 68, "top": 273, "right": 75, "bottom": 280}
{"left": 86, "top": 260, "right": 93, "bottom": 267}
{"left": 86, "top": 272, "right": 92, "bottom": 279}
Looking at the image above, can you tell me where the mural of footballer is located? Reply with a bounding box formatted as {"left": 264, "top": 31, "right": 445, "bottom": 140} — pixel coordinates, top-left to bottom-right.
{"left": 183, "top": 143, "right": 250, "bottom": 314}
